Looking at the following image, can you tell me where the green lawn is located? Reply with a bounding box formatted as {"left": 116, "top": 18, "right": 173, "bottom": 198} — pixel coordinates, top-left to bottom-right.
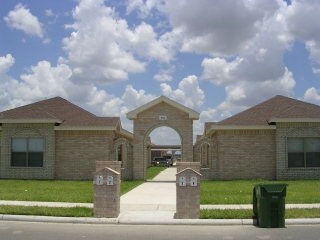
{"left": 200, "top": 208, "right": 320, "bottom": 219}
{"left": 0, "top": 205, "right": 93, "bottom": 217}
{"left": 0, "top": 168, "right": 166, "bottom": 203}
{"left": 201, "top": 180, "right": 320, "bottom": 204}
{"left": 1, "top": 206, "right": 319, "bottom": 219}
{"left": 146, "top": 166, "right": 166, "bottom": 180}
{"left": 0, "top": 180, "right": 143, "bottom": 203}
{"left": 0, "top": 178, "right": 319, "bottom": 218}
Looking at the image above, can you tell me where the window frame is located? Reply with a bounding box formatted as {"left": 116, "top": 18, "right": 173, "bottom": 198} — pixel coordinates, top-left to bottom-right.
{"left": 11, "top": 137, "right": 44, "bottom": 168}
{"left": 287, "top": 137, "right": 320, "bottom": 168}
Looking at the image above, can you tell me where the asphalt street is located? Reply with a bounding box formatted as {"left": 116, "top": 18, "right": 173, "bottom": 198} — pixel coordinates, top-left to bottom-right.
{"left": 1, "top": 221, "right": 320, "bottom": 240}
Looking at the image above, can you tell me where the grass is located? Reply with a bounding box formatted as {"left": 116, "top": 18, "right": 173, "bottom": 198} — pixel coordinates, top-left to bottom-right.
{"left": 146, "top": 166, "right": 166, "bottom": 180}
{"left": 200, "top": 208, "right": 320, "bottom": 219}
{"left": 0, "top": 178, "right": 319, "bottom": 218}
{"left": 0, "top": 180, "right": 143, "bottom": 203}
{"left": 1, "top": 206, "right": 319, "bottom": 219}
{"left": 120, "top": 180, "right": 144, "bottom": 195}
{"left": 0, "top": 205, "right": 93, "bottom": 217}
{"left": 201, "top": 180, "right": 320, "bottom": 204}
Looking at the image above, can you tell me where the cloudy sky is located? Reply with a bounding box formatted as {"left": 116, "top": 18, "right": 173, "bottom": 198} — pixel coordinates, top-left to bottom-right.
{"left": 1, "top": 0, "right": 320, "bottom": 144}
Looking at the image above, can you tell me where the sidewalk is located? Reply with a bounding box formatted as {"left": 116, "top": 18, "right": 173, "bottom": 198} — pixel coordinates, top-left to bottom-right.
{"left": 0, "top": 167, "right": 320, "bottom": 225}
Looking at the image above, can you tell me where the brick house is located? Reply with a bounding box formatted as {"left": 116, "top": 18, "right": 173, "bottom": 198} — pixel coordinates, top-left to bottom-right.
{"left": 195, "top": 95, "right": 320, "bottom": 180}
{"left": 1, "top": 95, "right": 320, "bottom": 180}
{"left": 0, "top": 97, "right": 133, "bottom": 180}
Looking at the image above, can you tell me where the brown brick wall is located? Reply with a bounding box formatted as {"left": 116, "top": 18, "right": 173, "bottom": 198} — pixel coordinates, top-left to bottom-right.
{"left": 214, "top": 129, "right": 276, "bottom": 180}
{"left": 0, "top": 123, "right": 55, "bottom": 179}
{"left": 132, "top": 102, "right": 194, "bottom": 179}
{"left": 276, "top": 122, "right": 320, "bottom": 180}
{"left": 55, "top": 131, "right": 114, "bottom": 180}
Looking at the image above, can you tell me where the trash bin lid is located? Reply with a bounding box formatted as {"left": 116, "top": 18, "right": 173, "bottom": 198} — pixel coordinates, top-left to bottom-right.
{"left": 260, "top": 184, "right": 287, "bottom": 193}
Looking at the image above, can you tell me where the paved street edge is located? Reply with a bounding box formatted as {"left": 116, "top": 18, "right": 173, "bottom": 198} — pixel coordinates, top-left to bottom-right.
{"left": 1, "top": 214, "right": 320, "bottom": 225}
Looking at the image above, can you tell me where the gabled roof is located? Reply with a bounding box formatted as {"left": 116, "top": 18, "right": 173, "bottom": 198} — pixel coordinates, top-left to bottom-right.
{"left": 126, "top": 96, "right": 200, "bottom": 120}
{"left": 0, "top": 97, "right": 120, "bottom": 129}
{"left": 176, "top": 167, "right": 202, "bottom": 176}
{"left": 206, "top": 95, "right": 320, "bottom": 134}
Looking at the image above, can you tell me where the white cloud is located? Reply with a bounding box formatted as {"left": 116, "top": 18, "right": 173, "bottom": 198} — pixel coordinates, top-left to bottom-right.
{"left": 0, "top": 54, "right": 15, "bottom": 75}
{"left": 153, "top": 66, "right": 174, "bottom": 82}
{"left": 4, "top": 4, "right": 44, "bottom": 38}
{"left": 121, "top": 85, "right": 156, "bottom": 111}
{"left": 160, "top": 75, "right": 204, "bottom": 110}
{"left": 213, "top": 68, "right": 295, "bottom": 119}
{"left": 159, "top": 0, "right": 282, "bottom": 56}
{"left": 0, "top": 55, "right": 115, "bottom": 115}
{"left": 201, "top": 57, "right": 242, "bottom": 85}
{"left": 197, "top": 1, "right": 300, "bottom": 119}
{"left": 129, "top": 22, "right": 172, "bottom": 62}
{"left": 303, "top": 87, "right": 320, "bottom": 105}
{"left": 153, "top": 73, "right": 172, "bottom": 82}
{"left": 62, "top": 0, "right": 173, "bottom": 84}
{"left": 45, "top": 9, "right": 55, "bottom": 17}
{"left": 284, "top": 0, "right": 320, "bottom": 70}
{"left": 126, "top": 0, "right": 161, "bottom": 18}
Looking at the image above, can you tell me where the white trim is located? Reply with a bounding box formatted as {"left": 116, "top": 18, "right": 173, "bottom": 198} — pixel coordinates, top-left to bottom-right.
{"left": 176, "top": 167, "right": 202, "bottom": 176}
{"left": 117, "top": 128, "right": 133, "bottom": 139}
{"left": 0, "top": 119, "right": 62, "bottom": 124}
{"left": 54, "top": 126, "right": 116, "bottom": 131}
{"left": 269, "top": 118, "right": 320, "bottom": 123}
{"left": 207, "top": 125, "right": 276, "bottom": 135}
{"left": 126, "top": 95, "right": 200, "bottom": 120}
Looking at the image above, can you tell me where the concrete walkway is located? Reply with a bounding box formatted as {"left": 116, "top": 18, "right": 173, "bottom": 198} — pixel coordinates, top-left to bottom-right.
{"left": 119, "top": 167, "right": 176, "bottom": 222}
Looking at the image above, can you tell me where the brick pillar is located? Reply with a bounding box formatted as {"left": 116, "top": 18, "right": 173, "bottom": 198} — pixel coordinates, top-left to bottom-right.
{"left": 175, "top": 168, "right": 202, "bottom": 219}
{"left": 93, "top": 167, "right": 120, "bottom": 218}
{"left": 132, "top": 133, "right": 145, "bottom": 179}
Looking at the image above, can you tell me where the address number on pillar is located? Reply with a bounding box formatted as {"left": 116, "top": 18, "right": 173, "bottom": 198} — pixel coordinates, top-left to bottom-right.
{"left": 95, "top": 175, "right": 104, "bottom": 185}
{"left": 179, "top": 176, "right": 186, "bottom": 186}
{"left": 107, "top": 176, "right": 114, "bottom": 185}
{"left": 190, "top": 176, "right": 198, "bottom": 186}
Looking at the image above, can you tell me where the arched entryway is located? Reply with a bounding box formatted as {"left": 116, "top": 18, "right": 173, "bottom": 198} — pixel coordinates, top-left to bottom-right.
{"left": 127, "top": 96, "right": 199, "bottom": 179}
{"left": 194, "top": 139, "right": 212, "bottom": 168}
{"left": 146, "top": 125, "right": 182, "bottom": 167}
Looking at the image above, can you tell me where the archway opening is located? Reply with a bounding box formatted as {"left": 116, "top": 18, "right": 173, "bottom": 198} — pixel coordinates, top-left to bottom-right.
{"left": 148, "top": 126, "right": 182, "bottom": 170}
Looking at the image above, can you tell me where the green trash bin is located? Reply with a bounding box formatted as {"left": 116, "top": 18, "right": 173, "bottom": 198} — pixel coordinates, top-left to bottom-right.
{"left": 253, "top": 184, "right": 288, "bottom": 228}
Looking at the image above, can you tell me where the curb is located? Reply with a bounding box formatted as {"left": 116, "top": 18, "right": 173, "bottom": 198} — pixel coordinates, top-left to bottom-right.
{"left": 1, "top": 214, "right": 320, "bottom": 226}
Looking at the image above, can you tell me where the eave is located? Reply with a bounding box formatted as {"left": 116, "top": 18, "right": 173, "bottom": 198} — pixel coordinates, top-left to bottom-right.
{"left": 207, "top": 125, "right": 276, "bottom": 135}
{"left": 269, "top": 118, "right": 320, "bottom": 124}
{"left": 0, "top": 118, "right": 62, "bottom": 124}
{"left": 54, "top": 126, "right": 117, "bottom": 131}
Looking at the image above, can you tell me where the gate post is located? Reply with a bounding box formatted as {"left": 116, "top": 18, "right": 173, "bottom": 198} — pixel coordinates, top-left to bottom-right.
{"left": 93, "top": 167, "right": 120, "bottom": 218}
{"left": 175, "top": 167, "right": 202, "bottom": 219}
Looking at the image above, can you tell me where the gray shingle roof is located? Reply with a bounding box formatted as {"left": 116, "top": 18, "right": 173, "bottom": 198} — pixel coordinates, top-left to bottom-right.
{"left": 217, "top": 95, "right": 320, "bottom": 126}
{"left": 0, "top": 97, "right": 120, "bottom": 127}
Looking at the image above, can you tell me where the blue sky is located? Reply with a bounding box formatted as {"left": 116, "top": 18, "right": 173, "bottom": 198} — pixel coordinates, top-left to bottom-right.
{"left": 1, "top": 0, "right": 320, "bottom": 144}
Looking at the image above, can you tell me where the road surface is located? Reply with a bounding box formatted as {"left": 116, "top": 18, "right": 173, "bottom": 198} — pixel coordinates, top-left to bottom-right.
{"left": 0, "top": 221, "right": 320, "bottom": 240}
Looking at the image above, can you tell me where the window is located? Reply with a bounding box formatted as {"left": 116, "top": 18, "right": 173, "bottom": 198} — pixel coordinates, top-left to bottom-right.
{"left": 11, "top": 138, "right": 44, "bottom": 167}
{"left": 288, "top": 138, "right": 320, "bottom": 168}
